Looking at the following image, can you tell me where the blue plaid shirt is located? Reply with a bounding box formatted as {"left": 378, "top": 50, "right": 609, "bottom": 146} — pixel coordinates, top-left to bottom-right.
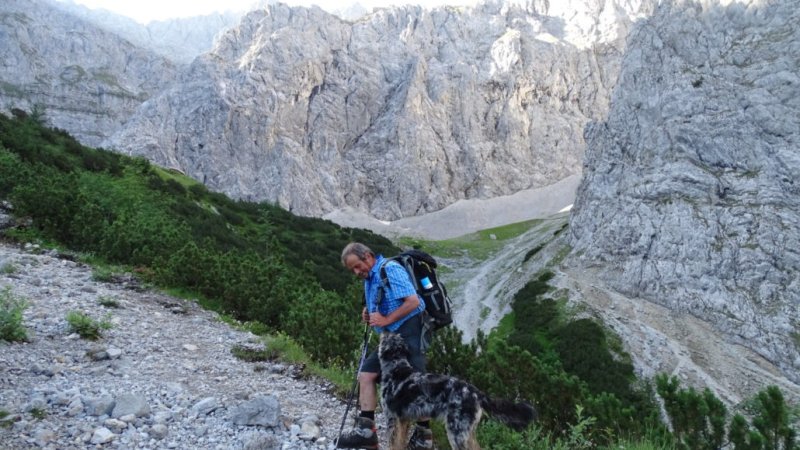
{"left": 365, "top": 255, "right": 425, "bottom": 333}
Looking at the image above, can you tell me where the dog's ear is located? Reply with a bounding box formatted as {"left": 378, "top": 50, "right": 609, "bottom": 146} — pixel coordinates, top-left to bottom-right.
{"left": 379, "top": 332, "right": 412, "bottom": 363}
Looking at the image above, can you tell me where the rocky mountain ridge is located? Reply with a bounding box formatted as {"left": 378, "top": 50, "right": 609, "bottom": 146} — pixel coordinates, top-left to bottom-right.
{"left": 107, "top": 0, "right": 654, "bottom": 220}
{"left": 1, "top": 0, "right": 655, "bottom": 220}
{"left": 568, "top": 0, "right": 800, "bottom": 383}
{"left": 0, "top": 0, "right": 179, "bottom": 147}
{"left": 47, "top": 0, "right": 243, "bottom": 64}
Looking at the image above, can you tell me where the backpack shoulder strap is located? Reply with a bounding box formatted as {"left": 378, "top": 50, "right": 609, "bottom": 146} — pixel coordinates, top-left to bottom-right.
{"left": 375, "top": 255, "right": 416, "bottom": 308}
{"left": 375, "top": 258, "right": 392, "bottom": 308}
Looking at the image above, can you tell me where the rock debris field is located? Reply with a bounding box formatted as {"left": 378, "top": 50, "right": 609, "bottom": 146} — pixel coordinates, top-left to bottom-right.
{"left": 0, "top": 241, "right": 355, "bottom": 450}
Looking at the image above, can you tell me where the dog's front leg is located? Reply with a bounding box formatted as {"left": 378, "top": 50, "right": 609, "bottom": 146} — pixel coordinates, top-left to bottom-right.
{"left": 388, "top": 417, "right": 411, "bottom": 450}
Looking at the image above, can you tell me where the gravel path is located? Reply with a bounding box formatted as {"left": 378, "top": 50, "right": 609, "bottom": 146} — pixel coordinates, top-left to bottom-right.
{"left": 0, "top": 242, "right": 356, "bottom": 450}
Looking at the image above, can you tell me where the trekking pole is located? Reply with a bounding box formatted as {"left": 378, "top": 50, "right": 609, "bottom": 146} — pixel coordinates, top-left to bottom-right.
{"left": 336, "top": 323, "right": 371, "bottom": 446}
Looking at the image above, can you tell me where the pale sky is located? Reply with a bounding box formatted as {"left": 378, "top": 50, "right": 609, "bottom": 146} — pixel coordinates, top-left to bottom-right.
{"left": 60, "top": 0, "right": 474, "bottom": 23}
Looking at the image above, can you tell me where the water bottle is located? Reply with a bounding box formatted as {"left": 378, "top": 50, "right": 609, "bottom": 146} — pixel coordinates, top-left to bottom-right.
{"left": 420, "top": 276, "right": 433, "bottom": 290}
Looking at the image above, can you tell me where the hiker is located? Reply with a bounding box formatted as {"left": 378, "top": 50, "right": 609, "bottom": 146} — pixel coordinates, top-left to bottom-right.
{"left": 338, "top": 242, "right": 432, "bottom": 450}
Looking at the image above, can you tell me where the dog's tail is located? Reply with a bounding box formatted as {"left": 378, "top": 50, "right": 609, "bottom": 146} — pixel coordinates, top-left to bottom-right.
{"left": 479, "top": 394, "right": 537, "bottom": 431}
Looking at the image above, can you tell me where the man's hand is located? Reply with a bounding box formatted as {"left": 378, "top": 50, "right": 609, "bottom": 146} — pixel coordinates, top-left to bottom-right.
{"left": 368, "top": 312, "right": 390, "bottom": 328}
{"left": 362, "top": 307, "right": 370, "bottom": 323}
{"left": 366, "top": 295, "right": 420, "bottom": 328}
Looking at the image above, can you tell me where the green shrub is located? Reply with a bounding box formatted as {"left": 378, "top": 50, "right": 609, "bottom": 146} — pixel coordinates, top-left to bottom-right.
{"left": 154, "top": 241, "right": 218, "bottom": 293}
{"left": 231, "top": 344, "right": 277, "bottom": 362}
{"left": 188, "top": 183, "right": 208, "bottom": 197}
{"left": 65, "top": 310, "right": 112, "bottom": 340}
{"left": 475, "top": 406, "right": 601, "bottom": 450}
{"left": 427, "top": 325, "right": 484, "bottom": 380}
{"left": 281, "top": 286, "right": 362, "bottom": 367}
{"left": 553, "top": 319, "right": 635, "bottom": 400}
{"left": 1, "top": 262, "right": 16, "bottom": 274}
{"left": 91, "top": 267, "right": 115, "bottom": 282}
{"left": 0, "top": 409, "right": 13, "bottom": 429}
{"left": 605, "top": 431, "right": 676, "bottom": 450}
{"left": 656, "top": 375, "right": 727, "bottom": 450}
{"left": 476, "top": 421, "right": 553, "bottom": 450}
{"left": 10, "top": 167, "right": 79, "bottom": 242}
{"left": 729, "top": 414, "right": 766, "bottom": 450}
{"left": 100, "top": 206, "right": 189, "bottom": 265}
{"left": 80, "top": 147, "right": 123, "bottom": 175}
{"left": 97, "top": 296, "right": 120, "bottom": 308}
{"left": 217, "top": 204, "right": 244, "bottom": 226}
{"left": 0, "top": 287, "right": 28, "bottom": 342}
{"left": 749, "top": 386, "right": 797, "bottom": 450}
{"left": 28, "top": 407, "right": 47, "bottom": 420}
{"left": 0, "top": 147, "right": 31, "bottom": 196}
{"left": 523, "top": 243, "right": 545, "bottom": 263}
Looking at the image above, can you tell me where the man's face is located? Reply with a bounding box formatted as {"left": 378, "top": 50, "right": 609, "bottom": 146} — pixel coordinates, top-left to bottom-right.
{"left": 344, "top": 254, "right": 374, "bottom": 279}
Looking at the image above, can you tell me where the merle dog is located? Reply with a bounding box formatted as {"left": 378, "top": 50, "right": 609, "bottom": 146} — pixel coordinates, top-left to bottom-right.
{"left": 378, "top": 332, "right": 536, "bottom": 450}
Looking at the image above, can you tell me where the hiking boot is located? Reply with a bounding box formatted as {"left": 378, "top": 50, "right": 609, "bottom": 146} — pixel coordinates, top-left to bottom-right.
{"left": 406, "top": 426, "right": 433, "bottom": 450}
{"left": 336, "top": 417, "right": 379, "bottom": 449}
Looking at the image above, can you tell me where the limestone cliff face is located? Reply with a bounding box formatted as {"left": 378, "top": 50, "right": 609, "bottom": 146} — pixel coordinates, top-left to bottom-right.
{"left": 0, "top": 0, "right": 178, "bottom": 147}
{"left": 568, "top": 0, "right": 800, "bottom": 382}
{"left": 107, "top": 1, "right": 653, "bottom": 220}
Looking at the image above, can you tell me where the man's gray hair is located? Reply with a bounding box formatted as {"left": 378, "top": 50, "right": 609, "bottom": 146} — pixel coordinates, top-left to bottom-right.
{"left": 341, "top": 242, "right": 373, "bottom": 265}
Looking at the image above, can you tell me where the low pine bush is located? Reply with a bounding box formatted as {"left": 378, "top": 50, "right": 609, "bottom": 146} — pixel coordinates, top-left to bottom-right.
{"left": 97, "top": 296, "right": 120, "bottom": 308}
{"left": 65, "top": 310, "right": 111, "bottom": 340}
{"left": 0, "top": 287, "right": 28, "bottom": 342}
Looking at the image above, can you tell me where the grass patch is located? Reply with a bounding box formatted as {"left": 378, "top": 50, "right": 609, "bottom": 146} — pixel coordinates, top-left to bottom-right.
{"left": 164, "top": 286, "right": 227, "bottom": 316}
{"left": 0, "top": 287, "right": 28, "bottom": 342}
{"left": 97, "top": 296, "right": 120, "bottom": 308}
{"left": 477, "top": 219, "right": 545, "bottom": 241}
{"left": 152, "top": 165, "right": 198, "bottom": 189}
{"left": 263, "top": 333, "right": 311, "bottom": 366}
{"left": 3, "top": 229, "right": 47, "bottom": 248}
{"left": 231, "top": 344, "right": 277, "bottom": 362}
{"left": 402, "top": 214, "right": 570, "bottom": 263}
{"left": 401, "top": 219, "right": 546, "bottom": 260}
{"left": 1, "top": 262, "right": 16, "bottom": 274}
{"left": 237, "top": 320, "right": 272, "bottom": 336}
{"left": 28, "top": 407, "right": 46, "bottom": 420}
{"left": 492, "top": 311, "right": 515, "bottom": 340}
{"left": 66, "top": 310, "right": 112, "bottom": 340}
{"left": 0, "top": 409, "right": 13, "bottom": 429}
{"left": 607, "top": 427, "right": 676, "bottom": 450}
{"left": 262, "top": 333, "right": 355, "bottom": 399}
{"left": 546, "top": 244, "right": 572, "bottom": 268}
{"left": 91, "top": 266, "right": 116, "bottom": 282}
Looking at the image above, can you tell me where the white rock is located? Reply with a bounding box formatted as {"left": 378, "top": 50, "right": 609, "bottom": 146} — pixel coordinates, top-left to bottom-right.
{"left": 90, "top": 427, "right": 116, "bottom": 444}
